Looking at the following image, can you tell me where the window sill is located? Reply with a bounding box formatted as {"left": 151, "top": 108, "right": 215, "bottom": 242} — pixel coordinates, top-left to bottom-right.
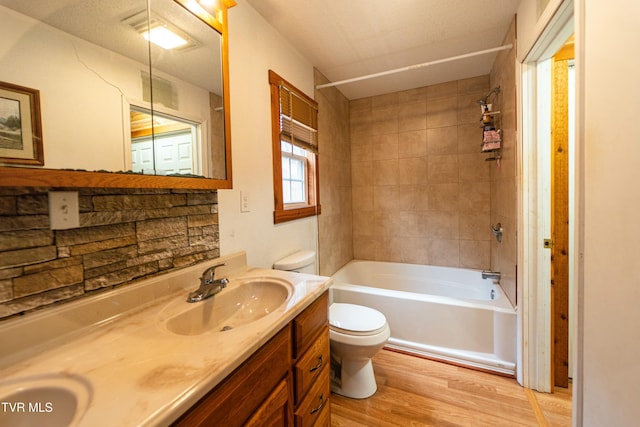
{"left": 274, "top": 205, "right": 321, "bottom": 224}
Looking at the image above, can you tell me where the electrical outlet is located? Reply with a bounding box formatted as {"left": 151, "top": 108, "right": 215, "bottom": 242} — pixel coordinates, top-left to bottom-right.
{"left": 240, "top": 191, "right": 250, "bottom": 212}
{"left": 49, "top": 191, "right": 80, "bottom": 229}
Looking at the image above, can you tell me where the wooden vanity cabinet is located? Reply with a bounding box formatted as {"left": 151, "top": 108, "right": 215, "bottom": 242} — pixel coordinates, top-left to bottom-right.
{"left": 172, "top": 325, "right": 293, "bottom": 427}
{"left": 172, "top": 291, "right": 330, "bottom": 427}
{"left": 292, "top": 292, "right": 330, "bottom": 427}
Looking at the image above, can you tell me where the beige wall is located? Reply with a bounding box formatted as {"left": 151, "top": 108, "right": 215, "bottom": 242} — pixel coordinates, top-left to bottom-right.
{"left": 218, "top": 0, "right": 319, "bottom": 269}
{"left": 315, "top": 70, "right": 353, "bottom": 276}
{"left": 578, "top": 1, "right": 640, "bottom": 424}
{"left": 350, "top": 76, "right": 492, "bottom": 269}
{"left": 490, "top": 17, "right": 517, "bottom": 305}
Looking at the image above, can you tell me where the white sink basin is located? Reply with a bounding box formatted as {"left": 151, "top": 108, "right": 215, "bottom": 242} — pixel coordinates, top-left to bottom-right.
{"left": 163, "top": 278, "right": 292, "bottom": 335}
{"left": 0, "top": 374, "right": 92, "bottom": 427}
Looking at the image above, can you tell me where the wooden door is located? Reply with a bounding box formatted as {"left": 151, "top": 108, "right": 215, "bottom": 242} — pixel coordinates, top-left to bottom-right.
{"left": 550, "top": 38, "right": 574, "bottom": 389}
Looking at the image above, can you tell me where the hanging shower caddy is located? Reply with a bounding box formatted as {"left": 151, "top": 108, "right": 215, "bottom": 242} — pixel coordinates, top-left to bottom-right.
{"left": 478, "top": 86, "right": 502, "bottom": 163}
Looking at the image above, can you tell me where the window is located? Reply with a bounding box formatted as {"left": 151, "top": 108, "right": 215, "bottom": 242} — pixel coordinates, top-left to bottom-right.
{"left": 269, "top": 70, "right": 320, "bottom": 223}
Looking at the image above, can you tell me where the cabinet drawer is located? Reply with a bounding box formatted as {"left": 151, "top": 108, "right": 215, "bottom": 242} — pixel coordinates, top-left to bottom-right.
{"left": 173, "top": 325, "right": 291, "bottom": 427}
{"left": 293, "top": 292, "right": 328, "bottom": 358}
{"left": 294, "top": 362, "right": 330, "bottom": 427}
{"left": 244, "top": 379, "right": 291, "bottom": 427}
{"left": 294, "top": 326, "right": 329, "bottom": 405}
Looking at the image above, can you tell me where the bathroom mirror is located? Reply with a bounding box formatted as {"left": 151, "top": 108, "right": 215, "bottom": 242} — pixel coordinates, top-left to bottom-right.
{"left": 0, "top": 0, "right": 232, "bottom": 189}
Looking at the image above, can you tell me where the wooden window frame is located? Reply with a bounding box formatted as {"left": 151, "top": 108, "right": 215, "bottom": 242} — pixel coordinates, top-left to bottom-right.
{"left": 269, "top": 70, "right": 321, "bottom": 224}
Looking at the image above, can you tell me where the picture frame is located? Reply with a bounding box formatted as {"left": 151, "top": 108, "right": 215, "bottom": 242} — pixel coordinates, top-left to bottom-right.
{"left": 0, "top": 81, "right": 44, "bottom": 165}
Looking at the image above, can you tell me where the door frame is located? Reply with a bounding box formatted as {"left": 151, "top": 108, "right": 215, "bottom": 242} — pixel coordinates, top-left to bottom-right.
{"left": 518, "top": 0, "right": 574, "bottom": 393}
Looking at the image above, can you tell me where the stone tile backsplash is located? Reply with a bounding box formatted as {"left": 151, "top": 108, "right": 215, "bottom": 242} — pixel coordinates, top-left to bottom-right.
{"left": 0, "top": 187, "right": 219, "bottom": 320}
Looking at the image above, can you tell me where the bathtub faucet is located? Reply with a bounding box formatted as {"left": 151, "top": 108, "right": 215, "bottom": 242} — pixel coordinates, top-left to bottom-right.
{"left": 481, "top": 270, "right": 501, "bottom": 282}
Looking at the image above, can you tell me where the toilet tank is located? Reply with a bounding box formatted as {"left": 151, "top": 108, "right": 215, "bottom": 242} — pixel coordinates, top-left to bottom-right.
{"left": 273, "top": 250, "right": 316, "bottom": 274}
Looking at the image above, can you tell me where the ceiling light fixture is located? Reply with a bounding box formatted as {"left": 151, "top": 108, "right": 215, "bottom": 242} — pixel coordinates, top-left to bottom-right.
{"left": 123, "top": 10, "right": 198, "bottom": 51}
{"left": 143, "top": 26, "right": 188, "bottom": 50}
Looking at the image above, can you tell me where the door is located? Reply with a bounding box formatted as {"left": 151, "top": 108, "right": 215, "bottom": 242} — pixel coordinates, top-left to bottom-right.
{"left": 550, "top": 37, "right": 574, "bottom": 389}
{"left": 131, "top": 130, "right": 194, "bottom": 175}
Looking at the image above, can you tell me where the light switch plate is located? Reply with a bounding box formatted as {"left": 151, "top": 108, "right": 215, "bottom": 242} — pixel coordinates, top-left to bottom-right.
{"left": 240, "top": 191, "right": 250, "bottom": 212}
{"left": 49, "top": 191, "right": 80, "bottom": 229}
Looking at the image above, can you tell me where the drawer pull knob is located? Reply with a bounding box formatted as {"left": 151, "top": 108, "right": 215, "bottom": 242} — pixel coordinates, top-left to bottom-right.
{"left": 309, "top": 355, "right": 323, "bottom": 373}
{"left": 310, "top": 393, "right": 327, "bottom": 414}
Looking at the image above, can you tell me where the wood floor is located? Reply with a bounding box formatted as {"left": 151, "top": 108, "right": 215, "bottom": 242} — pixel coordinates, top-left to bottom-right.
{"left": 330, "top": 350, "right": 572, "bottom": 426}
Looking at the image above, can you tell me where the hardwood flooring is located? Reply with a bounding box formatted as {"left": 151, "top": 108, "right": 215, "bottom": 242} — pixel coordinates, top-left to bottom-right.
{"left": 330, "top": 349, "right": 572, "bottom": 426}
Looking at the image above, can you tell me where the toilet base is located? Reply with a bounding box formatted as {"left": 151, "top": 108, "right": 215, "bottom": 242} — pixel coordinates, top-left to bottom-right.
{"left": 330, "top": 357, "right": 377, "bottom": 399}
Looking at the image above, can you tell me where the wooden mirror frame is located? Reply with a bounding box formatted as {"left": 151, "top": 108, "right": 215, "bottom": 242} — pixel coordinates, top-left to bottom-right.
{"left": 0, "top": 0, "right": 234, "bottom": 190}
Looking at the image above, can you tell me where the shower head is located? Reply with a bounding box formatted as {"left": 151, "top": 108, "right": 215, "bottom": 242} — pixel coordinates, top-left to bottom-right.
{"left": 477, "top": 86, "right": 501, "bottom": 106}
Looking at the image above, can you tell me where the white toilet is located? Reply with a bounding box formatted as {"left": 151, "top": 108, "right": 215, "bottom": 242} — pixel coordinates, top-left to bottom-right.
{"left": 273, "top": 251, "right": 390, "bottom": 399}
{"left": 329, "top": 302, "right": 390, "bottom": 398}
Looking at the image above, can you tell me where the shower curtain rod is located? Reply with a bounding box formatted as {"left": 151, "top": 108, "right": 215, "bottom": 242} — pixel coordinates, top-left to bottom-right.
{"left": 315, "top": 44, "right": 513, "bottom": 89}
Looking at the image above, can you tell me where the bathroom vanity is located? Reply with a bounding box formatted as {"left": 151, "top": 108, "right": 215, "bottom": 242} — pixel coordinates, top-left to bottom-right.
{"left": 0, "top": 252, "right": 331, "bottom": 426}
{"left": 174, "top": 292, "right": 330, "bottom": 427}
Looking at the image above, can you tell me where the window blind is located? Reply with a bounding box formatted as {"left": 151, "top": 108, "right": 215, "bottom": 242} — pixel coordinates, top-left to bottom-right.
{"left": 277, "top": 82, "right": 318, "bottom": 154}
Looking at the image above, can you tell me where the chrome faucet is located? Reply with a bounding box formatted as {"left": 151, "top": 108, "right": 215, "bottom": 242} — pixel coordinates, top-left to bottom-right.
{"left": 481, "top": 270, "right": 501, "bottom": 282}
{"left": 187, "top": 263, "right": 229, "bottom": 303}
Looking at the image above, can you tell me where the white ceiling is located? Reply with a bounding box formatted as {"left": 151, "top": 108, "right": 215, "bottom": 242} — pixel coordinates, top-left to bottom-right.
{"left": 246, "top": 0, "right": 521, "bottom": 99}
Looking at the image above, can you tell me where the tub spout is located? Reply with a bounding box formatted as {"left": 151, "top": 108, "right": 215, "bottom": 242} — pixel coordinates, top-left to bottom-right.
{"left": 482, "top": 271, "right": 501, "bottom": 282}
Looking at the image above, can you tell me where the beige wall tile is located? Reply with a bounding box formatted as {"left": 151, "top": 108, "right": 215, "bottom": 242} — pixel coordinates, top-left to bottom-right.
{"left": 399, "top": 130, "right": 428, "bottom": 158}
{"left": 458, "top": 75, "right": 490, "bottom": 95}
{"left": 427, "top": 239, "right": 460, "bottom": 267}
{"left": 353, "top": 235, "right": 376, "bottom": 260}
{"left": 398, "top": 157, "right": 427, "bottom": 185}
{"left": 398, "top": 101, "right": 427, "bottom": 132}
{"left": 488, "top": 16, "right": 517, "bottom": 303}
{"left": 428, "top": 183, "right": 459, "bottom": 211}
{"left": 427, "top": 80, "right": 458, "bottom": 99}
{"left": 373, "top": 160, "right": 399, "bottom": 186}
{"left": 372, "top": 92, "right": 399, "bottom": 108}
{"left": 350, "top": 97, "right": 371, "bottom": 112}
{"left": 350, "top": 75, "right": 494, "bottom": 271}
{"left": 427, "top": 96, "right": 458, "bottom": 128}
{"left": 372, "top": 117, "right": 399, "bottom": 136}
{"left": 352, "top": 185, "right": 373, "bottom": 212}
{"left": 457, "top": 93, "right": 485, "bottom": 125}
{"left": 459, "top": 153, "right": 491, "bottom": 182}
{"left": 427, "top": 126, "right": 458, "bottom": 155}
{"left": 422, "top": 210, "right": 459, "bottom": 239}
{"left": 402, "top": 237, "right": 430, "bottom": 264}
{"left": 398, "top": 87, "right": 427, "bottom": 103}
{"left": 460, "top": 212, "right": 491, "bottom": 241}
{"left": 353, "top": 211, "right": 375, "bottom": 236}
{"left": 373, "top": 185, "right": 401, "bottom": 211}
{"left": 351, "top": 161, "right": 373, "bottom": 187}
{"left": 428, "top": 155, "right": 459, "bottom": 184}
{"left": 351, "top": 137, "right": 373, "bottom": 162}
{"left": 459, "top": 182, "right": 491, "bottom": 213}
{"left": 458, "top": 123, "right": 482, "bottom": 154}
{"left": 460, "top": 240, "right": 491, "bottom": 269}
{"left": 372, "top": 134, "right": 399, "bottom": 160}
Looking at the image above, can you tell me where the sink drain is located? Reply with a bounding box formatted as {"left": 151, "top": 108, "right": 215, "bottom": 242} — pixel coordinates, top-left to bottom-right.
{"left": 220, "top": 325, "right": 233, "bottom": 332}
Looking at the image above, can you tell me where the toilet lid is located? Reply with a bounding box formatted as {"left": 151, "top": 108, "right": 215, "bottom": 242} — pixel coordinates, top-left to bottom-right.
{"left": 330, "top": 303, "right": 387, "bottom": 335}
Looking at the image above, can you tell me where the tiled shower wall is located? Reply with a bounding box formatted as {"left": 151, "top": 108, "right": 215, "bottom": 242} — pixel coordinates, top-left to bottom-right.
{"left": 350, "top": 76, "right": 492, "bottom": 269}
{"left": 490, "top": 16, "right": 517, "bottom": 305}
{"left": 0, "top": 187, "right": 219, "bottom": 320}
{"left": 315, "top": 69, "right": 353, "bottom": 276}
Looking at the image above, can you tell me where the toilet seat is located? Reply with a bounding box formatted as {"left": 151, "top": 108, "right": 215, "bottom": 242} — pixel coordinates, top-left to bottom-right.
{"left": 330, "top": 303, "right": 387, "bottom": 336}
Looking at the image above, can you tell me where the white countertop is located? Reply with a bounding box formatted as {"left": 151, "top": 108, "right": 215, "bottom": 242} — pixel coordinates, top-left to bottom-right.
{"left": 0, "top": 252, "right": 332, "bottom": 426}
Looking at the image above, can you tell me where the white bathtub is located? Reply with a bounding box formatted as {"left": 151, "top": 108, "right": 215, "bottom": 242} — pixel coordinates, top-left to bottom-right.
{"left": 331, "top": 260, "right": 517, "bottom": 376}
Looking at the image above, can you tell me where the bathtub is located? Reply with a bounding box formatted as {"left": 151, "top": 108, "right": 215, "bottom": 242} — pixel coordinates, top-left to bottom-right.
{"left": 331, "top": 260, "right": 517, "bottom": 376}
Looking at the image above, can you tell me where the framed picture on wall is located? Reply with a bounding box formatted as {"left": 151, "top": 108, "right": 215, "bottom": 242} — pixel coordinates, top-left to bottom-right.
{"left": 0, "top": 81, "right": 44, "bottom": 165}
